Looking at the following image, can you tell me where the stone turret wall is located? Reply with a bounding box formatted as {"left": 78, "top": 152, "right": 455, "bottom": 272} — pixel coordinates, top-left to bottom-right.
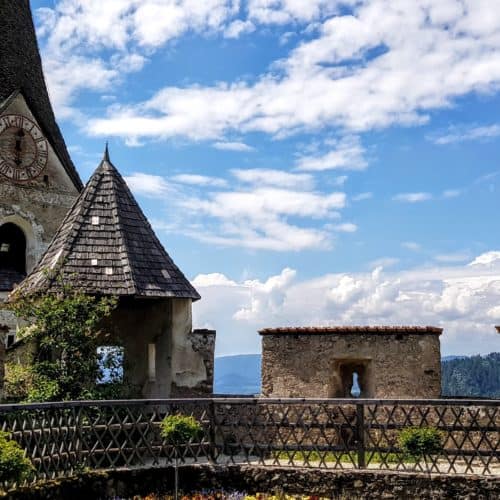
{"left": 261, "top": 329, "right": 442, "bottom": 398}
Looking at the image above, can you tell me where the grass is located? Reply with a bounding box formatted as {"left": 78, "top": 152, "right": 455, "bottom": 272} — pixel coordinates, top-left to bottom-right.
{"left": 273, "top": 450, "right": 415, "bottom": 464}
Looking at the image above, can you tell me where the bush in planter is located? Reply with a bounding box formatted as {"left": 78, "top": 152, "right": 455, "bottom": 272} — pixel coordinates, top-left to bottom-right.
{"left": 398, "top": 427, "right": 444, "bottom": 467}
{"left": 160, "top": 415, "right": 203, "bottom": 500}
{"left": 0, "top": 431, "right": 33, "bottom": 483}
{"left": 160, "top": 414, "right": 203, "bottom": 445}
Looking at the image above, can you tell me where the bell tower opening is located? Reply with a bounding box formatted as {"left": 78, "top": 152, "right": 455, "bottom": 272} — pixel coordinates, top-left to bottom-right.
{"left": 0, "top": 223, "right": 27, "bottom": 290}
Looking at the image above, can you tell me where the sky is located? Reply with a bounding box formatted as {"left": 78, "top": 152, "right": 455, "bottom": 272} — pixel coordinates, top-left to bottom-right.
{"left": 30, "top": 0, "right": 500, "bottom": 357}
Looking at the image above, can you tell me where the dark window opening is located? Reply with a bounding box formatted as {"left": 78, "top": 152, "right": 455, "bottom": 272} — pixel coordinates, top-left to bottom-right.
{"left": 333, "top": 361, "right": 373, "bottom": 398}
{"left": 0, "top": 223, "right": 26, "bottom": 275}
{"left": 0, "top": 223, "right": 27, "bottom": 291}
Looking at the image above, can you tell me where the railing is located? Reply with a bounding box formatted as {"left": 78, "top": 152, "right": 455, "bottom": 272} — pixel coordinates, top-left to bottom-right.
{"left": 0, "top": 398, "right": 498, "bottom": 486}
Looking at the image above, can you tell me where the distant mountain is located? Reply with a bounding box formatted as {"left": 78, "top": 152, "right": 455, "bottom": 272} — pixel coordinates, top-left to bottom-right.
{"left": 214, "top": 354, "right": 261, "bottom": 395}
{"left": 215, "top": 353, "right": 500, "bottom": 397}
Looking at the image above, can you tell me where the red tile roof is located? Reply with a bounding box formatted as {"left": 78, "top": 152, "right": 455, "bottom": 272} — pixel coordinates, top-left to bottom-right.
{"left": 259, "top": 326, "right": 443, "bottom": 335}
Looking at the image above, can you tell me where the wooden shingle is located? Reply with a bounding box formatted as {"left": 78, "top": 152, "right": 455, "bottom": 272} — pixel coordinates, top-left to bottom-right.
{"left": 16, "top": 149, "right": 200, "bottom": 300}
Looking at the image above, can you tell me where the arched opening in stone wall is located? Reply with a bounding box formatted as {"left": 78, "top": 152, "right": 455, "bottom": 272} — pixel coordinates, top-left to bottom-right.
{"left": 0, "top": 222, "right": 27, "bottom": 291}
{"left": 331, "top": 360, "right": 373, "bottom": 398}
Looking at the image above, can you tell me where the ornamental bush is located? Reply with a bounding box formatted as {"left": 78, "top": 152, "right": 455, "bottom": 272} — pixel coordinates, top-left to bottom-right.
{"left": 398, "top": 427, "right": 444, "bottom": 459}
{"left": 0, "top": 431, "right": 33, "bottom": 483}
{"left": 160, "top": 415, "right": 203, "bottom": 444}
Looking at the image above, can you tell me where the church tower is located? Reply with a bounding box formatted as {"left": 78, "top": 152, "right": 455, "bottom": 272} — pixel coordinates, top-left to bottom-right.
{"left": 0, "top": 0, "right": 82, "bottom": 344}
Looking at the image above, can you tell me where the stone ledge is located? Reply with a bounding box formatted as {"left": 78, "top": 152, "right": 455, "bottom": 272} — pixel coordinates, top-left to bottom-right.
{"left": 3, "top": 464, "right": 499, "bottom": 499}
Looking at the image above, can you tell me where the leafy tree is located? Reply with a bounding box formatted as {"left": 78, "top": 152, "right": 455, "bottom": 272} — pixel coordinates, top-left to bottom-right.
{"left": 4, "top": 285, "right": 119, "bottom": 402}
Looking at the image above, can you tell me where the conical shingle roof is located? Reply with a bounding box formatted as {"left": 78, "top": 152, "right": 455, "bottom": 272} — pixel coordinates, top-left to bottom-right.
{"left": 0, "top": 0, "right": 82, "bottom": 190}
{"left": 16, "top": 149, "right": 200, "bottom": 300}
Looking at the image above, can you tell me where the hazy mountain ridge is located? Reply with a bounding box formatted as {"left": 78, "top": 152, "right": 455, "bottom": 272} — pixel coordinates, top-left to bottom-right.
{"left": 215, "top": 353, "right": 500, "bottom": 397}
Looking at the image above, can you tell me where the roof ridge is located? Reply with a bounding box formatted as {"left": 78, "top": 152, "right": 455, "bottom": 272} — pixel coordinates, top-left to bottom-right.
{"left": 103, "top": 160, "right": 138, "bottom": 296}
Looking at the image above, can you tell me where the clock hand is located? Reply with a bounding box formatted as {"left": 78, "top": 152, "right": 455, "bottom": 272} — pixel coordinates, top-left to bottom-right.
{"left": 14, "top": 128, "right": 24, "bottom": 166}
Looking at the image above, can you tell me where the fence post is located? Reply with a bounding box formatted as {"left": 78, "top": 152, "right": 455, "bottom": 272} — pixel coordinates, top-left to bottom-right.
{"left": 208, "top": 400, "right": 217, "bottom": 464}
{"left": 356, "top": 403, "right": 366, "bottom": 469}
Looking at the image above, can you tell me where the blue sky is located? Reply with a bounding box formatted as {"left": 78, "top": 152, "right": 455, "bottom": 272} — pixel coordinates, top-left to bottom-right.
{"left": 31, "top": 0, "right": 500, "bottom": 356}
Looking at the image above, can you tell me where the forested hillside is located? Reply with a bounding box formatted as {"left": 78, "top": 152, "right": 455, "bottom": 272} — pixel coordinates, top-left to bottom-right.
{"left": 441, "top": 353, "right": 500, "bottom": 398}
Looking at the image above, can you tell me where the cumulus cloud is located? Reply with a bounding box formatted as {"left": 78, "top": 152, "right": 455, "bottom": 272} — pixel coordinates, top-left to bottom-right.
{"left": 212, "top": 141, "right": 255, "bottom": 152}
{"left": 193, "top": 251, "right": 500, "bottom": 355}
{"left": 181, "top": 187, "right": 346, "bottom": 251}
{"left": 296, "top": 136, "right": 368, "bottom": 171}
{"left": 124, "top": 172, "right": 172, "bottom": 197}
{"left": 129, "top": 168, "right": 352, "bottom": 251}
{"left": 87, "top": 0, "right": 500, "bottom": 144}
{"left": 393, "top": 192, "right": 432, "bottom": 203}
{"left": 232, "top": 168, "right": 314, "bottom": 189}
{"left": 430, "top": 124, "right": 500, "bottom": 145}
{"left": 401, "top": 241, "right": 421, "bottom": 252}
{"left": 352, "top": 192, "right": 373, "bottom": 201}
{"left": 172, "top": 174, "right": 228, "bottom": 188}
{"left": 35, "top": 0, "right": 240, "bottom": 117}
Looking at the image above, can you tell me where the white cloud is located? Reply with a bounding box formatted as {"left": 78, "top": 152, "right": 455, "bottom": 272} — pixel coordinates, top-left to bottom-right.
{"left": 469, "top": 251, "right": 500, "bottom": 267}
{"left": 296, "top": 136, "right": 368, "bottom": 171}
{"left": 193, "top": 251, "right": 500, "bottom": 356}
{"left": 402, "top": 241, "right": 421, "bottom": 252}
{"left": 87, "top": 1, "right": 500, "bottom": 144}
{"left": 192, "top": 273, "right": 237, "bottom": 287}
{"left": 333, "top": 222, "right": 357, "bottom": 233}
{"left": 434, "top": 252, "right": 471, "bottom": 263}
{"left": 442, "top": 189, "right": 462, "bottom": 198}
{"left": 352, "top": 192, "right": 373, "bottom": 201}
{"left": 247, "top": 0, "right": 348, "bottom": 25}
{"left": 181, "top": 187, "right": 346, "bottom": 251}
{"left": 224, "top": 19, "right": 256, "bottom": 38}
{"left": 232, "top": 168, "right": 314, "bottom": 189}
{"left": 393, "top": 192, "right": 432, "bottom": 203}
{"left": 35, "top": 0, "right": 240, "bottom": 117}
{"left": 212, "top": 141, "right": 255, "bottom": 152}
{"left": 430, "top": 124, "right": 500, "bottom": 145}
{"left": 369, "top": 257, "right": 400, "bottom": 269}
{"left": 124, "top": 172, "right": 171, "bottom": 197}
{"left": 172, "top": 174, "right": 228, "bottom": 187}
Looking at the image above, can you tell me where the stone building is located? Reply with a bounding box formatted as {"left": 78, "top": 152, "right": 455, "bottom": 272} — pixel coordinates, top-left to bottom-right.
{"left": 13, "top": 149, "right": 215, "bottom": 398}
{"left": 0, "top": 0, "right": 82, "bottom": 348}
{"left": 260, "top": 326, "right": 442, "bottom": 398}
{"left": 0, "top": 0, "right": 215, "bottom": 398}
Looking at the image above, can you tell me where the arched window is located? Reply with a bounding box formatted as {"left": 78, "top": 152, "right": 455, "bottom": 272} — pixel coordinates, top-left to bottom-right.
{"left": 0, "top": 223, "right": 26, "bottom": 291}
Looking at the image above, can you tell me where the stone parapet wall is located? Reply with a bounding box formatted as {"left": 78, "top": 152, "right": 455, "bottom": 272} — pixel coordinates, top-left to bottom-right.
{"left": 261, "top": 329, "right": 441, "bottom": 398}
{"left": 5, "top": 465, "right": 499, "bottom": 499}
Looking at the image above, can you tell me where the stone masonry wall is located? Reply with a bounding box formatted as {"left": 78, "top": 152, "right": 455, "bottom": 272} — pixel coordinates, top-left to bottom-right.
{"left": 261, "top": 331, "right": 441, "bottom": 398}
{"left": 5, "top": 465, "right": 499, "bottom": 500}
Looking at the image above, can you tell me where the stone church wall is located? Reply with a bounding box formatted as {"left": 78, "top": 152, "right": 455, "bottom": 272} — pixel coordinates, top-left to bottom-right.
{"left": 261, "top": 330, "right": 441, "bottom": 399}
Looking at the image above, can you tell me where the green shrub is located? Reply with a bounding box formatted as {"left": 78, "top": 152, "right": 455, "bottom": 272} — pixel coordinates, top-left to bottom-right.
{"left": 160, "top": 415, "right": 203, "bottom": 444}
{"left": 0, "top": 431, "right": 33, "bottom": 483}
{"left": 398, "top": 427, "right": 444, "bottom": 459}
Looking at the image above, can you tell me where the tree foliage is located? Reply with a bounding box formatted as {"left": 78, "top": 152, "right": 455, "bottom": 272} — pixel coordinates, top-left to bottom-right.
{"left": 398, "top": 427, "right": 444, "bottom": 459}
{"left": 441, "top": 353, "right": 500, "bottom": 398}
{"left": 5, "top": 286, "right": 120, "bottom": 402}
{"left": 0, "top": 431, "right": 33, "bottom": 483}
{"left": 160, "top": 415, "right": 203, "bottom": 444}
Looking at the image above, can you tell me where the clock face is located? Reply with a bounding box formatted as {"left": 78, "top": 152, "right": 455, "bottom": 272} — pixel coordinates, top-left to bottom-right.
{"left": 0, "top": 114, "right": 48, "bottom": 182}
